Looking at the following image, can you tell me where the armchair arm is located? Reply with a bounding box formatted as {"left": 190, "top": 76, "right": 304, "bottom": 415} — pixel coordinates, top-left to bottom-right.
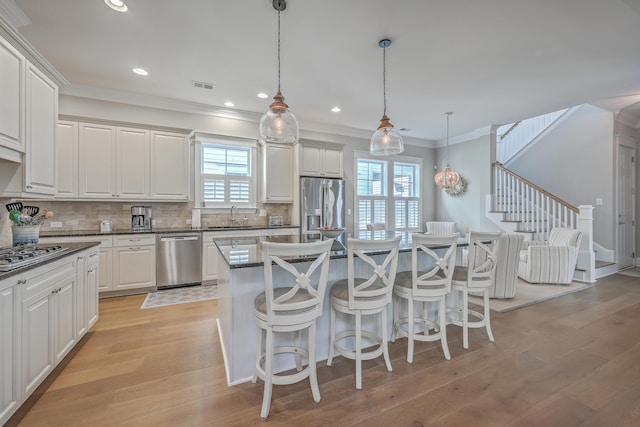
{"left": 518, "top": 245, "right": 579, "bottom": 284}
{"left": 521, "top": 240, "right": 548, "bottom": 251}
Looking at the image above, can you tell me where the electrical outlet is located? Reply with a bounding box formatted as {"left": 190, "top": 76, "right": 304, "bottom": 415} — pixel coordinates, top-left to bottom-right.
{"left": 186, "top": 219, "right": 192, "bottom": 224}
{"left": 50, "top": 221, "right": 62, "bottom": 228}
{"left": 596, "top": 198, "right": 603, "bottom": 206}
{"left": 259, "top": 210, "right": 267, "bottom": 217}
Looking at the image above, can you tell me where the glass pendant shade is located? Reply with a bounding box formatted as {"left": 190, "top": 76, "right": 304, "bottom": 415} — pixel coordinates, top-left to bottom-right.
{"left": 434, "top": 165, "right": 460, "bottom": 189}
{"left": 259, "top": 91, "right": 299, "bottom": 144}
{"left": 370, "top": 114, "right": 404, "bottom": 155}
{"left": 259, "top": 0, "right": 299, "bottom": 144}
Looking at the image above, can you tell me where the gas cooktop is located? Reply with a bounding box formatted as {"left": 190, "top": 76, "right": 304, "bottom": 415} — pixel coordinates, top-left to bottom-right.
{"left": 0, "top": 245, "right": 69, "bottom": 272}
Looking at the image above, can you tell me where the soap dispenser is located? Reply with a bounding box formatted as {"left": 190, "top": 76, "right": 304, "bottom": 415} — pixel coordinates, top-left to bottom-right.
{"left": 242, "top": 215, "right": 249, "bottom": 226}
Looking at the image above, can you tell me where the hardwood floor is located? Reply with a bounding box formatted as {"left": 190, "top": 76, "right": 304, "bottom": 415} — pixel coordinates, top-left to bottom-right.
{"left": 9, "top": 273, "right": 640, "bottom": 427}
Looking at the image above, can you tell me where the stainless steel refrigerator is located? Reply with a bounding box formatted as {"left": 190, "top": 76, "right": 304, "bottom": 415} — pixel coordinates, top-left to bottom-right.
{"left": 300, "top": 176, "right": 345, "bottom": 249}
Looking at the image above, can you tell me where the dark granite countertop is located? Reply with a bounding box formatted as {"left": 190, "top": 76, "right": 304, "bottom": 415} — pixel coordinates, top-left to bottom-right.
{"left": 39, "top": 225, "right": 299, "bottom": 238}
{"left": 214, "top": 235, "right": 468, "bottom": 270}
{"left": 0, "top": 242, "right": 100, "bottom": 281}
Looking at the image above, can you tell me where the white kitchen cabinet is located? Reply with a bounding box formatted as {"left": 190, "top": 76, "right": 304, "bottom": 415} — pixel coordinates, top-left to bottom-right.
{"left": 261, "top": 143, "right": 294, "bottom": 203}
{"left": 60, "top": 122, "right": 189, "bottom": 201}
{"left": 150, "top": 131, "right": 190, "bottom": 200}
{"left": 23, "top": 63, "right": 57, "bottom": 196}
{"left": 86, "top": 249, "right": 99, "bottom": 329}
{"left": 79, "top": 122, "right": 117, "bottom": 198}
{"left": 300, "top": 144, "right": 343, "bottom": 178}
{"left": 0, "top": 246, "right": 99, "bottom": 425}
{"left": 55, "top": 121, "right": 79, "bottom": 197}
{"left": 113, "top": 234, "right": 156, "bottom": 291}
{"left": 0, "top": 36, "right": 24, "bottom": 154}
{"left": 117, "top": 127, "right": 150, "bottom": 198}
{"left": 0, "top": 278, "right": 18, "bottom": 424}
{"left": 40, "top": 236, "right": 113, "bottom": 294}
{"left": 21, "top": 259, "right": 76, "bottom": 398}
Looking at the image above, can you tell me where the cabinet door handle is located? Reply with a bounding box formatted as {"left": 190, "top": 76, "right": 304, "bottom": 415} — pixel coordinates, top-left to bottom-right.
{"left": 17, "top": 279, "right": 26, "bottom": 285}
{"left": 129, "top": 247, "right": 141, "bottom": 250}
{"left": 78, "top": 256, "right": 84, "bottom": 261}
{"left": 90, "top": 253, "right": 98, "bottom": 259}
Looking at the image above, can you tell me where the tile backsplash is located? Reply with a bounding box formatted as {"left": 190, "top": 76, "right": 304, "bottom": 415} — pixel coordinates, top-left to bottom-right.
{"left": 0, "top": 198, "right": 291, "bottom": 246}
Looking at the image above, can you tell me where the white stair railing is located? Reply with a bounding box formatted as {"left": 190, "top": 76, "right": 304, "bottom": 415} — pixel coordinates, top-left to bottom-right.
{"left": 496, "top": 108, "right": 569, "bottom": 164}
{"left": 493, "top": 163, "right": 577, "bottom": 240}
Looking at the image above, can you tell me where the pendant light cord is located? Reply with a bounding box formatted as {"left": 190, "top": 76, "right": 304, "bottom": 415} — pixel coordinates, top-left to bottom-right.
{"left": 277, "top": 9, "right": 281, "bottom": 93}
{"left": 382, "top": 44, "right": 387, "bottom": 116}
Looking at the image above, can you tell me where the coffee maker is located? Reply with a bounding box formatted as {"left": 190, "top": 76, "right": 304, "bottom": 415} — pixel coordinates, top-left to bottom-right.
{"left": 131, "top": 206, "right": 152, "bottom": 231}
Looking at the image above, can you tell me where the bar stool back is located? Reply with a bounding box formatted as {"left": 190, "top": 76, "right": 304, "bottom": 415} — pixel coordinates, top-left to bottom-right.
{"left": 393, "top": 233, "right": 458, "bottom": 362}
{"left": 327, "top": 236, "right": 401, "bottom": 389}
{"left": 448, "top": 231, "right": 502, "bottom": 349}
{"left": 252, "top": 238, "right": 333, "bottom": 419}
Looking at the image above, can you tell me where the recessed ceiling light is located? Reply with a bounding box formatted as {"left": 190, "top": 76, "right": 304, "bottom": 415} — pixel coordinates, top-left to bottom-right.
{"left": 257, "top": 92, "right": 269, "bottom": 99}
{"left": 104, "top": 0, "right": 128, "bottom": 12}
{"left": 132, "top": 68, "right": 148, "bottom": 76}
{"left": 224, "top": 101, "right": 235, "bottom": 107}
{"left": 331, "top": 107, "right": 341, "bottom": 113}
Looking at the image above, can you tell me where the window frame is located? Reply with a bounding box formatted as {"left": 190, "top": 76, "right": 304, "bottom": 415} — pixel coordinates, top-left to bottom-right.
{"left": 193, "top": 134, "right": 258, "bottom": 212}
{"left": 354, "top": 151, "right": 423, "bottom": 243}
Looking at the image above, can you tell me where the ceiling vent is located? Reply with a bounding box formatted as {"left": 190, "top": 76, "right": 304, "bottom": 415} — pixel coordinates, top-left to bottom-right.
{"left": 192, "top": 80, "right": 215, "bottom": 91}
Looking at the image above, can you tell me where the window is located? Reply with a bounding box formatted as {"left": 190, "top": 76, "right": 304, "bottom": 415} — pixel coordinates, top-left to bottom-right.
{"left": 194, "top": 135, "right": 257, "bottom": 209}
{"left": 355, "top": 153, "right": 422, "bottom": 243}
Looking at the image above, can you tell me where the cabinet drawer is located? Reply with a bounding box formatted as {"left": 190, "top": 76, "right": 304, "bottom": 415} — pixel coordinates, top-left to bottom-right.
{"left": 22, "top": 258, "right": 75, "bottom": 301}
{"left": 203, "top": 230, "right": 258, "bottom": 241}
{"left": 113, "top": 234, "right": 155, "bottom": 247}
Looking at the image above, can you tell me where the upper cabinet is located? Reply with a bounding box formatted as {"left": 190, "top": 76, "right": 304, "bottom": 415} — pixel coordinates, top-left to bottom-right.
{"left": 57, "top": 121, "right": 190, "bottom": 201}
{"left": 150, "top": 131, "right": 190, "bottom": 200}
{"left": 0, "top": 32, "right": 59, "bottom": 198}
{"left": 23, "top": 63, "right": 57, "bottom": 196}
{"left": 0, "top": 36, "right": 24, "bottom": 155}
{"left": 300, "top": 143, "right": 343, "bottom": 178}
{"left": 261, "top": 143, "right": 294, "bottom": 203}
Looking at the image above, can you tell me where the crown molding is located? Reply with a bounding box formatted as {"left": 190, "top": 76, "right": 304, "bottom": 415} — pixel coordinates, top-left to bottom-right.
{"left": 0, "top": 0, "right": 30, "bottom": 28}
{"left": 616, "top": 110, "right": 640, "bottom": 129}
{"left": 433, "top": 125, "right": 494, "bottom": 147}
{"left": 61, "top": 84, "right": 432, "bottom": 146}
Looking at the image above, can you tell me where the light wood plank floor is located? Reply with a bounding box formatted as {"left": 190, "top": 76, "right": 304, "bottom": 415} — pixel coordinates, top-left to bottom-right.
{"left": 9, "top": 273, "right": 640, "bottom": 427}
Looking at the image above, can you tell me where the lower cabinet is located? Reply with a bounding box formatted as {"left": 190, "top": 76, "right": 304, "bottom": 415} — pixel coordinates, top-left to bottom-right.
{"left": 0, "top": 245, "right": 100, "bottom": 425}
{"left": 0, "top": 280, "right": 18, "bottom": 424}
{"left": 113, "top": 234, "right": 156, "bottom": 291}
{"left": 21, "top": 259, "right": 76, "bottom": 397}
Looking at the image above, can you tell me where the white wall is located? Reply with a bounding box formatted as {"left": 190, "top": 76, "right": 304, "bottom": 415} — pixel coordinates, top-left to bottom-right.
{"left": 508, "top": 104, "right": 614, "bottom": 248}
{"left": 433, "top": 133, "right": 497, "bottom": 235}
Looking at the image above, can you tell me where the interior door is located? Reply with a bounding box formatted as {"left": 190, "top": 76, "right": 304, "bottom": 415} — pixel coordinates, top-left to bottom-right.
{"left": 617, "top": 135, "right": 636, "bottom": 269}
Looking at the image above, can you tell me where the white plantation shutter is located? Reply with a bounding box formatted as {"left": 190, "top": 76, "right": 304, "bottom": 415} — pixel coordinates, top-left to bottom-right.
{"left": 355, "top": 154, "right": 421, "bottom": 239}
{"left": 197, "top": 138, "right": 257, "bottom": 208}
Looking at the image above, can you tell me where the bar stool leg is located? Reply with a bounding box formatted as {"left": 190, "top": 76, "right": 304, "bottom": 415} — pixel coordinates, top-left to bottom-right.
{"left": 484, "top": 290, "right": 495, "bottom": 342}
{"left": 308, "top": 322, "right": 321, "bottom": 402}
{"left": 355, "top": 311, "right": 362, "bottom": 389}
{"left": 439, "top": 298, "right": 451, "bottom": 360}
{"left": 407, "top": 297, "right": 415, "bottom": 363}
{"left": 260, "top": 329, "right": 274, "bottom": 420}
{"left": 327, "top": 305, "right": 336, "bottom": 366}
{"left": 381, "top": 308, "right": 392, "bottom": 372}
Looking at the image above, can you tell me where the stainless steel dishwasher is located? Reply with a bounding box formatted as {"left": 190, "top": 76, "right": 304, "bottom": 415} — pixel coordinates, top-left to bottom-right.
{"left": 156, "top": 233, "right": 202, "bottom": 289}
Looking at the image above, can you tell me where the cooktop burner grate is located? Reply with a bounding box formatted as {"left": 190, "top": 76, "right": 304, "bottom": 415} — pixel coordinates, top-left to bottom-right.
{"left": 0, "top": 245, "right": 69, "bottom": 272}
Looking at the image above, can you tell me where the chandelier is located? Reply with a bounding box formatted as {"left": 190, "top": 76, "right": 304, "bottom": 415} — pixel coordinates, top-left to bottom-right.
{"left": 434, "top": 112, "right": 460, "bottom": 189}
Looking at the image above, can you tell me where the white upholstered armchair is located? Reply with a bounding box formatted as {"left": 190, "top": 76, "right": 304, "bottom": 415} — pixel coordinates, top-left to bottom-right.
{"left": 425, "top": 221, "right": 456, "bottom": 235}
{"left": 518, "top": 228, "right": 583, "bottom": 284}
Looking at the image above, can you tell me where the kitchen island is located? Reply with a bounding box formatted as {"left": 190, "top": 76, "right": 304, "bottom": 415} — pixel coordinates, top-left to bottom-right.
{"left": 215, "top": 233, "right": 462, "bottom": 385}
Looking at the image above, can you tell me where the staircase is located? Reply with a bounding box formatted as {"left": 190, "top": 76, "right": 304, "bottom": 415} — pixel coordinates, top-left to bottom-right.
{"left": 487, "top": 162, "right": 597, "bottom": 282}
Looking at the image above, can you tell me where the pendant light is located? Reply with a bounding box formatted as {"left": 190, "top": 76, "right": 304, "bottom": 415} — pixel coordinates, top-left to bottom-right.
{"left": 259, "top": 0, "right": 299, "bottom": 144}
{"left": 370, "top": 39, "right": 404, "bottom": 156}
{"left": 434, "top": 112, "right": 461, "bottom": 189}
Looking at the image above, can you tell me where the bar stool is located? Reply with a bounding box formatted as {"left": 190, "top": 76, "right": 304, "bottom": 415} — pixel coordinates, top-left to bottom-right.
{"left": 393, "top": 233, "right": 458, "bottom": 362}
{"left": 327, "top": 236, "right": 401, "bottom": 389}
{"left": 448, "top": 231, "right": 502, "bottom": 349}
{"left": 252, "top": 239, "right": 333, "bottom": 419}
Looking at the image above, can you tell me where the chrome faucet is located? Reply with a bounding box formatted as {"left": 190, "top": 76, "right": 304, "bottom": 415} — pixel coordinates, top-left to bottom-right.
{"left": 230, "top": 205, "right": 238, "bottom": 226}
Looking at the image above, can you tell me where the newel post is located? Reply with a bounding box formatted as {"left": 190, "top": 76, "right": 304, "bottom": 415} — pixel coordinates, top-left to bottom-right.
{"left": 577, "top": 205, "right": 595, "bottom": 282}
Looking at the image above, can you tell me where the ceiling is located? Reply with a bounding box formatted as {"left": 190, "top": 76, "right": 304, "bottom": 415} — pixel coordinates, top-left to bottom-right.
{"left": 6, "top": 0, "right": 640, "bottom": 143}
